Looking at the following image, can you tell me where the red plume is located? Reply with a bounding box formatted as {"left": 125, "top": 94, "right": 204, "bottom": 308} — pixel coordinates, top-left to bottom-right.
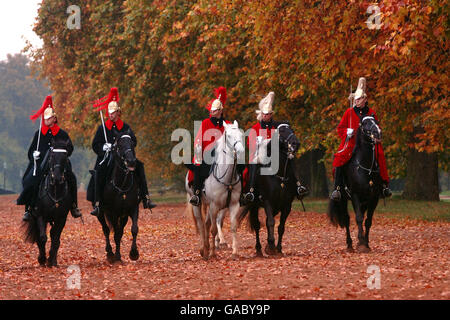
{"left": 30, "top": 95, "right": 53, "bottom": 122}
{"left": 93, "top": 87, "right": 119, "bottom": 116}
{"left": 214, "top": 86, "right": 227, "bottom": 105}
{"left": 206, "top": 86, "right": 227, "bottom": 112}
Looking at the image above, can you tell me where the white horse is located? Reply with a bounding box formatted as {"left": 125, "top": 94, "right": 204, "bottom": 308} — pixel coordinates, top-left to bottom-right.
{"left": 185, "top": 120, "right": 244, "bottom": 260}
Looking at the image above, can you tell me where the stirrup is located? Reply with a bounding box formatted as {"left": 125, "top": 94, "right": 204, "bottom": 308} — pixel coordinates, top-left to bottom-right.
{"left": 296, "top": 184, "right": 309, "bottom": 199}
{"left": 22, "top": 210, "right": 32, "bottom": 222}
{"left": 90, "top": 206, "right": 100, "bottom": 217}
{"left": 330, "top": 188, "right": 341, "bottom": 201}
{"left": 189, "top": 195, "right": 200, "bottom": 206}
{"left": 244, "top": 190, "right": 255, "bottom": 202}
{"left": 382, "top": 187, "right": 392, "bottom": 198}
{"left": 143, "top": 197, "right": 157, "bottom": 209}
{"left": 71, "top": 205, "right": 82, "bottom": 218}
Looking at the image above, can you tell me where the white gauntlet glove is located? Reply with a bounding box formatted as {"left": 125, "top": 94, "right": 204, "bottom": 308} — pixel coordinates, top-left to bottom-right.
{"left": 256, "top": 136, "right": 264, "bottom": 145}
{"left": 103, "top": 143, "right": 112, "bottom": 152}
{"left": 33, "top": 151, "right": 40, "bottom": 160}
{"left": 346, "top": 128, "right": 354, "bottom": 137}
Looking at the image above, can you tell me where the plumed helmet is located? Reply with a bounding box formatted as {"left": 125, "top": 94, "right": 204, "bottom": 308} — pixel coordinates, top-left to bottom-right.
{"left": 256, "top": 92, "right": 275, "bottom": 121}
{"left": 353, "top": 77, "right": 367, "bottom": 100}
{"left": 207, "top": 87, "right": 227, "bottom": 112}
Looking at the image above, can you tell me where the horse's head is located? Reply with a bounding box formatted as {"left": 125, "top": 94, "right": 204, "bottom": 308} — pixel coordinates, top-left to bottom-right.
{"left": 276, "top": 122, "right": 300, "bottom": 157}
{"left": 223, "top": 120, "right": 245, "bottom": 159}
{"left": 359, "top": 116, "right": 382, "bottom": 145}
{"left": 113, "top": 130, "right": 137, "bottom": 171}
{"left": 48, "top": 142, "right": 69, "bottom": 185}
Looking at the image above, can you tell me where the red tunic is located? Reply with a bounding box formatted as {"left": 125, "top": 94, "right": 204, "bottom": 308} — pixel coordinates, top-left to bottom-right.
{"left": 332, "top": 107, "right": 389, "bottom": 182}
{"left": 188, "top": 117, "right": 230, "bottom": 184}
{"left": 247, "top": 121, "right": 277, "bottom": 162}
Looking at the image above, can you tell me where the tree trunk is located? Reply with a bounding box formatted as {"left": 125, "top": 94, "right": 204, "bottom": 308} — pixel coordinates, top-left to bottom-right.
{"left": 296, "top": 148, "right": 329, "bottom": 198}
{"left": 402, "top": 149, "right": 440, "bottom": 201}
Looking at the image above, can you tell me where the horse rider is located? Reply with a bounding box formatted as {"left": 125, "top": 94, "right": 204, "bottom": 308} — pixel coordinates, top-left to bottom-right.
{"left": 187, "top": 86, "right": 246, "bottom": 206}
{"left": 87, "top": 87, "right": 156, "bottom": 216}
{"left": 330, "top": 77, "right": 392, "bottom": 201}
{"left": 243, "top": 91, "right": 308, "bottom": 203}
{"left": 17, "top": 95, "right": 82, "bottom": 221}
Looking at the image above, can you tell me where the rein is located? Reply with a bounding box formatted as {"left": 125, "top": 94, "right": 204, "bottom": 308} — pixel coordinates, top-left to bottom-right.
{"left": 212, "top": 131, "right": 241, "bottom": 208}
{"left": 42, "top": 148, "right": 69, "bottom": 209}
{"left": 111, "top": 134, "right": 135, "bottom": 195}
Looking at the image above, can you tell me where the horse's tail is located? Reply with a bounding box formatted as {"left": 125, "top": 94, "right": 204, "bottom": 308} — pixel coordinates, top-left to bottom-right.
{"left": 185, "top": 194, "right": 198, "bottom": 234}
{"left": 237, "top": 205, "right": 257, "bottom": 233}
{"left": 327, "top": 198, "right": 349, "bottom": 228}
{"left": 21, "top": 218, "right": 39, "bottom": 244}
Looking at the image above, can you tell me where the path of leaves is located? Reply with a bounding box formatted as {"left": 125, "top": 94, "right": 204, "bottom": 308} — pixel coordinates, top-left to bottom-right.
{"left": 0, "top": 194, "right": 448, "bottom": 300}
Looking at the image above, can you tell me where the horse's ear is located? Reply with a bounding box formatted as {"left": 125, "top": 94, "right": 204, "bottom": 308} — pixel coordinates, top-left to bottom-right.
{"left": 233, "top": 120, "right": 238, "bottom": 128}
{"left": 223, "top": 122, "right": 229, "bottom": 129}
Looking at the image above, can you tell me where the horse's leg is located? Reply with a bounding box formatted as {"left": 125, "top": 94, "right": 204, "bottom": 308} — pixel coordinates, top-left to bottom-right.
{"left": 364, "top": 197, "right": 379, "bottom": 251}
{"left": 229, "top": 203, "right": 240, "bottom": 259}
{"left": 129, "top": 207, "right": 139, "bottom": 261}
{"left": 208, "top": 204, "right": 219, "bottom": 259}
{"left": 250, "top": 206, "right": 263, "bottom": 257}
{"left": 36, "top": 215, "right": 47, "bottom": 266}
{"left": 192, "top": 204, "right": 208, "bottom": 260}
{"left": 276, "top": 204, "right": 292, "bottom": 256}
{"left": 215, "top": 209, "right": 228, "bottom": 249}
{"left": 342, "top": 199, "right": 353, "bottom": 252}
{"left": 113, "top": 216, "right": 128, "bottom": 262}
{"left": 263, "top": 202, "right": 277, "bottom": 255}
{"left": 47, "top": 215, "right": 67, "bottom": 267}
{"left": 97, "top": 211, "right": 114, "bottom": 262}
{"left": 351, "top": 194, "right": 369, "bottom": 253}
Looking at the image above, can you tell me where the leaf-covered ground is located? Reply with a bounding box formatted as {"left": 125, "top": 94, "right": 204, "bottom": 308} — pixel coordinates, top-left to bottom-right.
{"left": 0, "top": 194, "right": 448, "bottom": 300}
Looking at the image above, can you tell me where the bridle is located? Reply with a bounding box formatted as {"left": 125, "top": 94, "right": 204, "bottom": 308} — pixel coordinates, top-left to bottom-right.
{"left": 356, "top": 117, "right": 380, "bottom": 175}
{"left": 111, "top": 134, "right": 135, "bottom": 194}
{"left": 44, "top": 148, "right": 68, "bottom": 207}
{"left": 213, "top": 128, "right": 242, "bottom": 187}
{"left": 275, "top": 124, "right": 298, "bottom": 183}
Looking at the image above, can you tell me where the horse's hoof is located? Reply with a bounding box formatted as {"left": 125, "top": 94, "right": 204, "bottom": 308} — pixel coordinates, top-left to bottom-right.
{"left": 200, "top": 248, "right": 208, "bottom": 260}
{"left": 347, "top": 247, "right": 355, "bottom": 253}
{"left": 276, "top": 250, "right": 284, "bottom": 257}
{"left": 265, "top": 245, "right": 277, "bottom": 256}
{"left": 219, "top": 243, "right": 229, "bottom": 250}
{"left": 231, "top": 254, "right": 240, "bottom": 260}
{"left": 106, "top": 254, "right": 115, "bottom": 264}
{"left": 357, "top": 244, "right": 371, "bottom": 253}
{"left": 47, "top": 260, "right": 57, "bottom": 268}
{"left": 38, "top": 256, "right": 46, "bottom": 266}
{"left": 129, "top": 250, "right": 139, "bottom": 261}
{"left": 255, "top": 250, "right": 264, "bottom": 258}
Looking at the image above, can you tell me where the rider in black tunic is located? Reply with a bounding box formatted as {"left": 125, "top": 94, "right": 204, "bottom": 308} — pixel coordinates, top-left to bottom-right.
{"left": 87, "top": 88, "right": 156, "bottom": 216}
{"left": 17, "top": 96, "right": 82, "bottom": 221}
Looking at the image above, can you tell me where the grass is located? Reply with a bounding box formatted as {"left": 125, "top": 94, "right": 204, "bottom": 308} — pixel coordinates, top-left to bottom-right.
{"left": 151, "top": 192, "right": 450, "bottom": 223}
{"left": 293, "top": 197, "right": 450, "bottom": 222}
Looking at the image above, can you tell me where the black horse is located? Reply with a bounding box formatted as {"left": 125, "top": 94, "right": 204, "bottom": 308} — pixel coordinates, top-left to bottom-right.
{"left": 22, "top": 142, "right": 73, "bottom": 267}
{"left": 240, "top": 123, "right": 302, "bottom": 256}
{"left": 328, "top": 116, "right": 383, "bottom": 253}
{"left": 97, "top": 130, "right": 140, "bottom": 263}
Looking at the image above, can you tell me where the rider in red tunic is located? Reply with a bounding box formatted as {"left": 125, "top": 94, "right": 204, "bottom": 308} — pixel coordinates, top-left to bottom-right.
{"left": 330, "top": 78, "right": 391, "bottom": 201}
{"left": 187, "top": 87, "right": 231, "bottom": 206}
{"left": 243, "top": 92, "right": 308, "bottom": 203}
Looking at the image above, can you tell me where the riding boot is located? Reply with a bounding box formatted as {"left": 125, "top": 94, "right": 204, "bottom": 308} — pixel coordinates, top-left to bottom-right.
{"left": 88, "top": 170, "right": 100, "bottom": 216}
{"left": 190, "top": 167, "right": 202, "bottom": 206}
{"left": 382, "top": 182, "right": 392, "bottom": 198}
{"left": 22, "top": 204, "right": 32, "bottom": 222}
{"left": 244, "top": 164, "right": 258, "bottom": 203}
{"left": 68, "top": 171, "right": 82, "bottom": 218}
{"left": 330, "top": 166, "right": 344, "bottom": 201}
{"left": 136, "top": 160, "right": 157, "bottom": 210}
{"left": 289, "top": 158, "right": 309, "bottom": 199}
